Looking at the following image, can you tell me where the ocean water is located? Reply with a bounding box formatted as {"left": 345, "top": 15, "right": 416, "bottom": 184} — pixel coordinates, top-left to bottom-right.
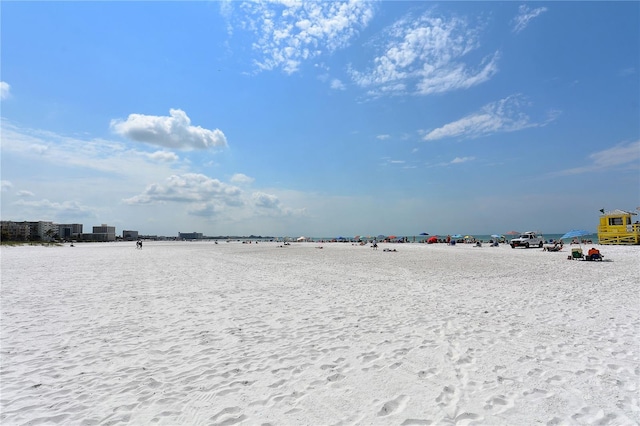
{"left": 302, "top": 233, "right": 599, "bottom": 244}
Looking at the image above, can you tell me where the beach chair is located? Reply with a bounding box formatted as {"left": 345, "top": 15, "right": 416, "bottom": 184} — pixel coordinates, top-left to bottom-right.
{"left": 571, "top": 248, "right": 584, "bottom": 260}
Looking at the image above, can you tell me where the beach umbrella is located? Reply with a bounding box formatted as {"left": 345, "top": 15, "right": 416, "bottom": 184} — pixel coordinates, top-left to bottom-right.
{"left": 419, "top": 232, "right": 429, "bottom": 235}
{"left": 560, "top": 230, "right": 592, "bottom": 240}
{"left": 388, "top": 235, "right": 397, "bottom": 240}
{"left": 506, "top": 230, "right": 519, "bottom": 235}
{"left": 452, "top": 234, "right": 462, "bottom": 239}
{"left": 427, "top": 236, "right": 438, "bottom": 244}
{"left": 491, "top": 234, "right": 502, "bottom": 238}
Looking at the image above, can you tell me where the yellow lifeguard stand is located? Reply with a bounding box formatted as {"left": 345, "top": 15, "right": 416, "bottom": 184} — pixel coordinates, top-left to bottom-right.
{"left": 597, "top": 209, "right": 640, "bottom": 245}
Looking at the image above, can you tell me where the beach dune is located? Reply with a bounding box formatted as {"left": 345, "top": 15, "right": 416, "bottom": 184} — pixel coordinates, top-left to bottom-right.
{"left": 1, "top": 241, "right": 639, "bottom": 425}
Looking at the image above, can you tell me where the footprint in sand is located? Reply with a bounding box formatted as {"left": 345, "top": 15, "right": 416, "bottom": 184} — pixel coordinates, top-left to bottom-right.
{"left": 435, "top": 385, "right": 459, "bottom": 409}
{"left": 401, "top": 419, "right": 432, "bottom": 425}
{"left": 418, "top": 368, "right": 437, "bottom": 379}
{"left": 326, "top": 373, "right": 345, "bottom": 382}
{"left": 483, "top": 394, "right": 514, "bottom": 414}
{"left": 377, "top": 395, "right": 409, "bottom": 417}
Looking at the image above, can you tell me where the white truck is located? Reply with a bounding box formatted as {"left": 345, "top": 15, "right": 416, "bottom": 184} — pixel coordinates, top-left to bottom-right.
{"left": 510, "top": 231, "right": 544, "bottom": 248}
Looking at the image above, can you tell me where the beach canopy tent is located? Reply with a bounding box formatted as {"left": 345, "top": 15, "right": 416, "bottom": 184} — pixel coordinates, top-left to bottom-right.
{"left": 297, "top": 236, "right": 308, "bottom": 242}
{"left": 427, "top": 236, "right": 438, "bottom": 244}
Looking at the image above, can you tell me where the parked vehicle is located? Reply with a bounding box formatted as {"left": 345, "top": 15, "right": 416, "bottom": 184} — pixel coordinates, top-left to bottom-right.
{"left": 510, "top": 231, "right": 544, "bottom": 248}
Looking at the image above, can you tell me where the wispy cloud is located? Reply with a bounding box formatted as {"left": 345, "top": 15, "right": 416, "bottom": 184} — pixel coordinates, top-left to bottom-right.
{"left": 555, "top": 140, "right": 640, "bottom": 175}
{"left": 330, "top": 78, "right": 346, "bottom": 90}
{"left": 0, "top": 81, "right": 10, "bottom": 100}
{"left": 12, "top": 198, "right": 97, "bottom": 220}
{"left": 376, "top": 134, "right": 391, "bottom": 140}
{"left": 423, "top": 95, "right": 559, "bottom": 141}
{"left": 229, "top": 0, "right": 375, "bottom": 74}
{"left": 619, "top": 67, "right": 636, "bottom": 77}
{"left": 350, "top": 11, "right": 499, "bottom": 96}
{"left": 0, "top": 119, "right": 189, "bottom": 186}
{"left": 230, "top": 173, "right": 255, "bottom": 185}
{"left": 450, "top": 156, "right": 475, "bottom": 164}
{"left": 512, "top": 5, "right": 548, "bottom": 34}
{"left": 111, "top": 109, "right": 227, "bottom": 150}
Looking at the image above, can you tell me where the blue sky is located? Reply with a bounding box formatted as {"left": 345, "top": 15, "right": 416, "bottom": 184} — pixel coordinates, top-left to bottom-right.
{"left": 1, "top": 1, "right": 639, "bottom": 238}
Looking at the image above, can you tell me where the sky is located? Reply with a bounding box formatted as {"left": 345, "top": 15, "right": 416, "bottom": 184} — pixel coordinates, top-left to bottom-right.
{"left": 1, "top": 1, "right": 639, "bottom": 238}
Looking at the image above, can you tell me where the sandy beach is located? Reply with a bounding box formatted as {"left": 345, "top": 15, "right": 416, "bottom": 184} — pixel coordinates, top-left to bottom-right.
{"left": 1, "top": 241, "right": 639, "bottom": 425}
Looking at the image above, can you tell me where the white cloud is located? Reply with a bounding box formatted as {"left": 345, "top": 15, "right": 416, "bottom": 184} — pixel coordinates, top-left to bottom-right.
{"left": 110, "top": 109, "right": 228, "bottom": 150}
{"left": 230, "top": 173, "right": 255, "bottom": 185}
{"left": 230, "top": 0, "right": 375, "bottom": 74}
{"left": 0, "top": 81, "right": 10, "bottom": 100}
{"left": 556, "top": 140, "right": 640, "bottom": 175}
{"left": 330, "top": 78, "right": 346, "bottom": 90}
{"left": 1, "top": 180, "right": 13, "bottom": 191}
{"left": 450, "top": 156, "right": 475, "bottom": 164}
{"left": 148, "top": 151, "right": 179, "bottom": 162}
{"left": 123, "top": 173, "right": 295, "bottom": 221}
{"left": 350, "top": 12, "right": 499, "bottom": 96}
{"left": 12, "top": 198, "right": 97, "bottom": 220}
{"left": 252, "top": 191, "right": 281, "bottom": 209}
{"left": 123, "top": 173, "right": 242, "bottom": 205}
{"left": 423, "top": 95, "right": 557, "bottom": 141}
{"left": 376, "top": 134, "right": 391, "bottom": 140}
{"left": 16, "top": 190, "right": 35, "bottom": 197}
{"left": 512, "top": 5, "right": 548, "bottom": 34}
{"left": 1, "top": 119, "right": 184, "bottom": 180}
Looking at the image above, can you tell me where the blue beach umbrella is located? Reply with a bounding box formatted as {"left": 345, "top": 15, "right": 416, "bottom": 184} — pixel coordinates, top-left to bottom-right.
{"left": 451, "top": 234, "right": 462, "bottom": 239}
{"left": 560, "top": 230, "right": 592, "bottom": 240}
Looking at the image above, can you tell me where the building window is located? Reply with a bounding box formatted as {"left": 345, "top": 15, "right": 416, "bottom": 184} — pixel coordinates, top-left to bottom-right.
{"left": 609, "top": 217, "right": 624, "bottom": 226}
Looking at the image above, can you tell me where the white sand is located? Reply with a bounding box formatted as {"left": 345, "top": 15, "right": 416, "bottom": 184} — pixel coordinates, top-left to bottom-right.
{"left": 1, "top": 241, "right": 639, "bottom": 425}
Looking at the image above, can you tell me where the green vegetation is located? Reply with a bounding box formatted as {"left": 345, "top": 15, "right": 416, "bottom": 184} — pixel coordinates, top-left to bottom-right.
{"left": 0, "top": 241, "right": 63, "bottom": 247}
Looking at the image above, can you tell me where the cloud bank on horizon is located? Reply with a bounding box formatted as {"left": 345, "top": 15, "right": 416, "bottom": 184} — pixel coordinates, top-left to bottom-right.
{"left": 1, "top": 1, "right": 638, "bottom": 236}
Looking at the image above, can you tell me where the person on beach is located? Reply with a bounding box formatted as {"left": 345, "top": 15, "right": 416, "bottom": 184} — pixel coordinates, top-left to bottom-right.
{"left": 587, "top": 247, "right": 602, "bottom": 261}
{"left": 372, "top": 240, "right": 378, "bottom": 250}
